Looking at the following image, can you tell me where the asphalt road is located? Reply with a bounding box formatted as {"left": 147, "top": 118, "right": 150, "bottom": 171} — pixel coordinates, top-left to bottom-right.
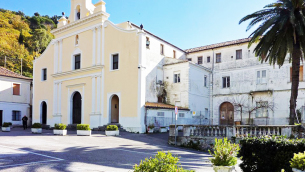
{"left": 0, "top": 128, "right": 242, "bottom": 172}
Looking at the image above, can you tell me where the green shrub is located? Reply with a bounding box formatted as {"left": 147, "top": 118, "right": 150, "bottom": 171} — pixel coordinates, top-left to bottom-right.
{"left": 290, "top": 151, "right": 305, "bottom": 170}
{"left": 54, "top": 123, "right": 67, "bottom": 130}
{"left": 7, "top": 122, "right": 12, "bottom": 126}
{"left": 133, "top": 151, "right": 193, "bottom": 172}
{"left": 209, "top": 138, "right": 239, "bottom": 166}
{"left": 148, "top": 124, "right": 155, "bottom": 129}
{"left": 77, "top": 124, "right": 90, "bottom": 131}
{"left": 239, "top": 136, "right": 305, "bottom": 172}
{"left": 2, "top": 122, "right": 10, "bottom": 127}
{"left": 106, "top": 125, "right": 118, "bottom": 131}
{"left": 32, "top": 123, "right": 42, "bottom": 128}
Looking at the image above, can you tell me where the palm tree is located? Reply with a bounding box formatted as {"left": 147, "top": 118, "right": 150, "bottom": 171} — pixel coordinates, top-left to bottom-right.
{"left": 239, "top": 0, "right": 305, "bottom": 124}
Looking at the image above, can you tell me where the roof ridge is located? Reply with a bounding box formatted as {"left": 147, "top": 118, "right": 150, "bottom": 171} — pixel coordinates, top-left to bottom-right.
{"left": 185, "top": 37, "right": 251, "bottom": 53}
{"left": 0, "top": 67, "right": 32, "bottom": 80}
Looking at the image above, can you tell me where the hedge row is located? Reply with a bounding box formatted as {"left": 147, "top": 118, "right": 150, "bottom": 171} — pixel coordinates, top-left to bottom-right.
{"left": 239, "top": 136, "right": 305, "bottom": 172}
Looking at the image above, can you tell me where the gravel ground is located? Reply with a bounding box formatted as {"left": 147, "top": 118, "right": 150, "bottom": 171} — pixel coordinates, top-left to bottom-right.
{"left": 0, "top": 128, "right": 242, "bottom": 172}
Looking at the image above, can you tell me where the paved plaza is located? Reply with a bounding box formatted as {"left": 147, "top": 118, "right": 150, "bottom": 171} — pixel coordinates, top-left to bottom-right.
{"left": 0, "top": 128, "right": 242, "bottom": 172}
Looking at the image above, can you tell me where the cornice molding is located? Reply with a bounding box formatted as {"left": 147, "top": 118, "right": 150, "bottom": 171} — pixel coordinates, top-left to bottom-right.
{"left": 52, "top": 65, "right": 103, "bottom": 78}
{"left": 51, "top": 11, "right": 110, "bottom": 35}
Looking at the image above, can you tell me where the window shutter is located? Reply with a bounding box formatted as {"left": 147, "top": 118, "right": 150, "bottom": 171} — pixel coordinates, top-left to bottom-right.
{"left": 299, "top": 66, "right": 303, "bottom": 81}
{"left": 262, "top": 70, "right": 267, "bottom": 83}
{"left": 257, "top": 71, "right": 261, "bottom": 84}
{"left": 13, "top": 84, "right": 20, "bottom": 95}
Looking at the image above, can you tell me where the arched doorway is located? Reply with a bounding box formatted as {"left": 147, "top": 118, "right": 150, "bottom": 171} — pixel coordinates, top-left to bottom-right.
{"left": 219, "top": 102, "right": 234, "bottom": 125}
{"left": 110, "top": 95, "right": 119, "bottom": 123}
{"left": 41, "top": 101, "right": 47, "bottom": 124}
{"left": 72, "top": 92, "right": 82, "bottom": 124}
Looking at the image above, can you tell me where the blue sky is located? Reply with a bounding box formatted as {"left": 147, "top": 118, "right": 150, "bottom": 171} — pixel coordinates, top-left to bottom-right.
{"left": 0, "top": 0, "right": 275, "bottom": 49}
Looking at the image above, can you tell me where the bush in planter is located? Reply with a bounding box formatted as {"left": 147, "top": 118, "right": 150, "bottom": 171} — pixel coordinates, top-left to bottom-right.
{"left": 106, "top": 125, "right": 118, "bottom": 131}
{"left": 54, "top": 123, "right": 67, "bottom": 130}
{"left": 2, "top": 123, "right": 10, "bottom": 127}
{"left": 148, "top": 124, "right": 155, "bottom": 129}
{"left": 208, "top": 138, "right": 240, "bottom": 166}
{"left": 77, "top": 124, "right": 90, "bottom": 130}
{"left": 32, "top": 123, "right": 42, "bottom": 128}
{"left": 133, "top": 151, "right": 193, "bottom": 172}
{"left": 7, "top": 122, "right": 12, "bottom": 126}
{"left": 239, "top": 136, "right": 305, "bottom": 172}
{"left": 290, "top": 151, "right": 305, "bottom": 170}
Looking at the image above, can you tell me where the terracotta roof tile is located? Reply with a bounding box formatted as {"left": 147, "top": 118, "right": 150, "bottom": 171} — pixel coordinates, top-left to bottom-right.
{"left": 0, "top": 67, "right": 32, "bottom": 80}
{"left": 185, "top": 38, "right": 251, "bottom": 53}
{"left": 145, "top": 102, "right": 189, "bottom": 110}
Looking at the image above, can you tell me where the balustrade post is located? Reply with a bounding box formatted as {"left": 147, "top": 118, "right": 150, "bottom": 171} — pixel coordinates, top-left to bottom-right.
{"left": 254, "top": 127, "right": 257, "bottom": 137}
{"left": 183, "top": 125, "right": 191, "bottom": 137}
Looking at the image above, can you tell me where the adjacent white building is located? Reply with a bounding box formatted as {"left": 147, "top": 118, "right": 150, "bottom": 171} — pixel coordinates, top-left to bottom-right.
{"left": 186, "top": 38, "right": 305, "bottom": 125}
{"left": 0, "top": 67, "right": 32, "bottom": 126}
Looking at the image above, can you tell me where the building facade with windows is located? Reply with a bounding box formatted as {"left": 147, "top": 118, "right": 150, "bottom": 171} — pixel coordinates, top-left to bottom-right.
{"left": 0, "top": 67, "right": 32, "bottom": 126}
{"left": 33, "top": 0, "right": 207, "bottom": 133}
{"left": 186, "top": 38, "right": 305, "bottom": 125}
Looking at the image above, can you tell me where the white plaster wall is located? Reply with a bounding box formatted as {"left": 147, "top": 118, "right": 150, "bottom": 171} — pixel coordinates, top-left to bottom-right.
{"left": 189, "top": 64, "right": 211, "bottom": 119}
{"left": 0, "top": 102, "right": 30, "bottom": 125}
{"left": 163, "top": 62, "right": 190, "bottom": 108}
{"left": 0, "top": 76, "right": 32, "bottom": 104}
{"left": 187, "top": 42, "right": 305, "bottom": 125}
{"left": 144, "top": 33, "right": 186, "bottom": 103}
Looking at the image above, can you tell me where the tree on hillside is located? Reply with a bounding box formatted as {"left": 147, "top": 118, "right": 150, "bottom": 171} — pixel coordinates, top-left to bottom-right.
{"left": 239, "top": 0, "right": 305, "bottom": 124}
{"left": 28, "top": 29, "right": 54, "bottom": 54}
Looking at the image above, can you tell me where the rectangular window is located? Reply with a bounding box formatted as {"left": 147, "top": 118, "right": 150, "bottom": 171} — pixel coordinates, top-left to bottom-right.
{"left": 179, "top": 113, "right": 185, "bottom": 118}
{"left": 12, "top": 111, "right": 21, "bottom": 121}
{"left": 207, "top": 56, "right": 210, "bottom": 63}
{"left": 157, "top": 112, "right": 164, "bottom": 117}
{"left": 173, "top": 50, "right": 176, "bottom": 59}
{"left": 216, "top": 53, "right": 221, "bottom": 63}
{"left": 257, "top": 70, "right": 267, "bottom": 84}
{"left": 198, "top": 56, "right": 203, "bottom": 64}
{"left": 222, "top": 76, "right": 230, "bottom": 88}
{"left": 174, "top": 73, "right": 180, "bottom": 83}
{"left": 187, "top": 58, "right": 192, "bottom": 61}
{"left": 112, "top": 54, "right": 119, "bottom": 70}
{"left": 13, "top": 83, "right": 20, "bottom": 95}
{"left": 236, "top": 49, "right": 242, "bottom": 59}
{"left": 204, "top": 75, "right": 207, "bottom": 87}
{"left": 146, "top": 37, "right": 150, "bottom": 49}
{"left": 74, "top": 54, "right": 81, "bottom": 70}
{"left": 290, "top": 66, "right": 303, "bottom": 82}
{"left": 256, "top": 101, "right": 268, "bottom": 117}
{"left": 42, "top": 69, "right": 47, "bottom": 81}
{"left": 160, "top": 44, "right": 164, "bottom": 55}
{"left": 205, "top": 108, "right": 208, "bottom": 118}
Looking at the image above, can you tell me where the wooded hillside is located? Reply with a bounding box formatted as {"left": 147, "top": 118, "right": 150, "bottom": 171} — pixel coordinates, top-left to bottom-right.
{"left": 0, "top": 9, "right": 59, "bottom": 77}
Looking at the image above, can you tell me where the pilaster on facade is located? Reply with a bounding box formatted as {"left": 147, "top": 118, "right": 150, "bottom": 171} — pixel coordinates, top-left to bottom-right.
{"left": 91, "top": 76, "right": 96, "bottom": 114}
{"left": 54, "top": 42, "right": 59, "bottom": 74}
{"left": 53, "top": 82, "right": 58, "bottom": 116}
{"left": 59, "top": 39, "right": 63, "bottom": 73}
{"left": 97, "top": 26, "right": 102, "bottom": 65}
{"left": 92, "top": 27, "right": 96, "bottom": 66}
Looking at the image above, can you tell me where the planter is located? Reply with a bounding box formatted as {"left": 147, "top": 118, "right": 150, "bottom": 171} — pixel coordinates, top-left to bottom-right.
{"left": 213, "top": 166, "right": 235, "bottom": 172}
{"left": 2, "top": 127, "right": 10, "bottom": 132}
{"left": 160, "top": 128, "right": 167, "bottom": 133}
{"left": 53, "top": 130, "right": 67, "bottom": 136}
{"left": 105, "top": 130, "right": 119, "bottom": 136}
{"left": 235, "top": 121, "right": 241, "bottom": 125}
{"left": 148, "top": 128, "right": 154, "bottom": 133}
{"left": 31, "top": 128, "right": 42, "bottom": 134}
{"left": 77, "top": 130, "right": 91, "bottom": 136}
{"left": 292, "top": 168, "right": 305, "bottom": 172}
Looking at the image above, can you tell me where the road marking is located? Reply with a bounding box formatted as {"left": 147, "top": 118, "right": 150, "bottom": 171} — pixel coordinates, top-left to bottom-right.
{"left": 0, "top": 145, "right": 64, "bottom": 168}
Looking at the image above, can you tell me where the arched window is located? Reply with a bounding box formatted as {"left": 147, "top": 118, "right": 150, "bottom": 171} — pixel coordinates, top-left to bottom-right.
{"left": 75, "top": 35, "right": 79, "bottom": 45}
{"left": 75, "top": 5, "right": 81, "bottom": 21}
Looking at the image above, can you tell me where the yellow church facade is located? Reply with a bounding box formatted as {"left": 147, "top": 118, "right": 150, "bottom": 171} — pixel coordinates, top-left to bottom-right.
{"left": 33, "top": 0, "right": 186, "bottom": 133}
